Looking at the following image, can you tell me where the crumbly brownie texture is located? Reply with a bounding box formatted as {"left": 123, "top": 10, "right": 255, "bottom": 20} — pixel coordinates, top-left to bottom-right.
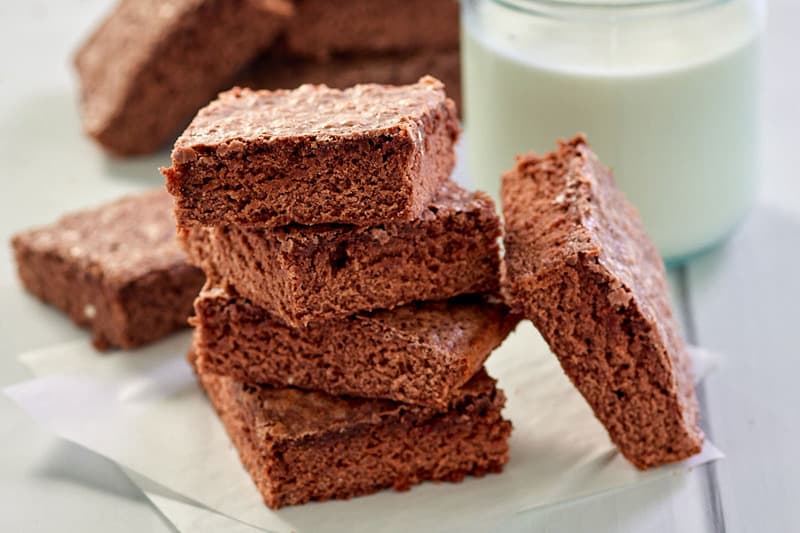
{"left": 196, "top": 360, "right": 511, "bottom": 509}
{"left": 193, "top": 284, "right": 519, "bottom": 407}
{"left": 501, "top": 135, "right": 703, "bottom": 469}
{"left": 238, "top": 47, "right": 463, "bottom": 111}
{"left": 284, "top": 0, "right": 459, "bottom": 59}
{"left": 75, "top": 0, "right": 291, "bottom": 155}
{"left": 11, "top": 190, "right": 205, "bottom": 350}
{"left": 179, "top": 181, "right": 500, "bottom": 326}
{"left": 164, "top": 76, "right": 459, "bottom": 228}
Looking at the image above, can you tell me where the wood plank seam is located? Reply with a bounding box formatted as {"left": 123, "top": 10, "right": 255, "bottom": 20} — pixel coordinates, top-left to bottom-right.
{"left": 678, "top": 265, "right": 727, "bottom": 533}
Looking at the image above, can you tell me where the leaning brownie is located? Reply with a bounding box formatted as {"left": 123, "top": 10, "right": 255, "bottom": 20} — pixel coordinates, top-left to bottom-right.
{"left": 501, "top": 135, "right": 703, "bottom": 469}
{"left": 75, "top": 0, "right": 291, "bottom": 155}
{"left": 284, "top": 0, "right": 459, "bottom": 59}
{"left": 11, "top": 190, "right": 205, "bottom": 350}
{"left": 193, "top": 283, "right": 519, "bottom": 407}
{"left": 180, "top": 181, "right": 500, "bottom": 326}
{"left": 196, "top": 358, "right": 511, "bottom": 509}
{"left": 163, "top": 76, "right": 459, "bottom": 228}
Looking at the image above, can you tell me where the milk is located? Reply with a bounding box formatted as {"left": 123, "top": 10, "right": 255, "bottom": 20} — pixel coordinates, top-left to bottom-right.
{"left": 462, "top": 0, "right": 763, "bottom": 263}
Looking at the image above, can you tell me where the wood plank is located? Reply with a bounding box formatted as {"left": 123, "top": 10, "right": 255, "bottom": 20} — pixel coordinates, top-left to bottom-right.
{"left": 684, "top": 1, "right": 800, "bottom": 530}
{"left": 687, "top": 206, "right": 800, "bottom": 533}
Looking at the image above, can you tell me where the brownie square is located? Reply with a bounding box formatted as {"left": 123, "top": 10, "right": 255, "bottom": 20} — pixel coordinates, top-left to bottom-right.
{"left": 501, "top": 135, "right": 704, "bottom": 469}
{"left": 163, "top": 76, "right": 460, "bottom": 228}
{"left": 196, "top": 357, "right": 512, "bottom": 509}
{"left": 284, "top": 0, "right": 459, "bottom": 59}
{"left": 193, "top": 283, "right": 519, "bottom": 407}
{"left": 180, "top": 181, "right": 500, "bottom": 326}
{"left": 11, "top": 189, "right": 205, "bottom": 350}
{"left": 75, "top": 0, "right": 292, "bottom": 155}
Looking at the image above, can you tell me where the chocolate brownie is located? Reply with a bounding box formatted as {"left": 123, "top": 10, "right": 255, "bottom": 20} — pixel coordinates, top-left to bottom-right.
{"left": 193, "top": 283, "right": 519, "bottom": 407}
{"left": 11, "top": 190, "right": 205, "bottom": 350}
{"left": 501, "top": 135, "right": 703, "bottom": 469}
{"left": 75, "top": 0, "right": 292, "bottom": 155}
{"left": 163, "top": 76, "right": 459, "bottom": 228}
{"left": 179, "top": 181, "right": 500, "bottom": 326}
{"left": 239, "top": 47, "right": 463, "bottom": 111}
{"left": 196, "top": 357, "right": 512, "bottom": 508}
{"left": 284, "top": 0, "right": 459, "bottom": 59}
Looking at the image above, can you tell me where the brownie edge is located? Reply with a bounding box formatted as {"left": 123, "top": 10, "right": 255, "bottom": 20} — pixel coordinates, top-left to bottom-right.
{"left": 179, "top": 180, "right": 501, "bottom": 326}
{"left": 193, "top": 284, "right": 520, "bottom": 407}
{"left": 196, "top": 357, "right": 512, "bottom": 509}
{"left": 501, "top": 135, "right": 703, "bottom": 469}
{"left": 164, "top": 76, "right": 460, "bottom": 228}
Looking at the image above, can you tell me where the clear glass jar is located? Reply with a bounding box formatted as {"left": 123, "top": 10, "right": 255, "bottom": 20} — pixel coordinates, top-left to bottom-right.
{"left": 461, "top": 0, "right": 765, "bottom": 265}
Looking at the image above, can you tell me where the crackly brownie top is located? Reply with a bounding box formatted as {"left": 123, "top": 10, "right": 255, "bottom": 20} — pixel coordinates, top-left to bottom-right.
{"left": 12, "top": 189, "right": 188, "bottom": 285}
{"left": 397, "top": 179, "right": 496, "bottom": 223}
{"left": 199, "top": 284, "right": 517, "bottom": 367}
{"left": 171, "top": 75, "right": 451, "bottom": 162}
{"left": 269, "top": 180, "right": 498, "bottom": 242}
{"left": 502, "top": 134, "right": 672, "bottom": 331}
{"left": 224, "top": 367, "right": 496, "bottom": 440}
{"left": 359, "top": 296, "right": 517, "bottom": 359}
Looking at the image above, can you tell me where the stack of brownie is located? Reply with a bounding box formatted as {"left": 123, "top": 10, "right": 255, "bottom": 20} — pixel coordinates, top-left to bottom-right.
{"left": 163, "top": 76, "right": 517, "bottom": 508}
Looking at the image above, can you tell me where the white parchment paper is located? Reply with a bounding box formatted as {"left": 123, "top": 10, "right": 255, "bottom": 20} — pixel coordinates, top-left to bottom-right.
{"left": 7, "top": 323, "right": 721, "bottom": 533}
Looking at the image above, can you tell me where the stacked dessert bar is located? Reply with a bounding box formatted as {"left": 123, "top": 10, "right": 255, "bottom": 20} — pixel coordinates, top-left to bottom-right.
{"left": 164, "top": 77, "right": 517, "bottom": 508}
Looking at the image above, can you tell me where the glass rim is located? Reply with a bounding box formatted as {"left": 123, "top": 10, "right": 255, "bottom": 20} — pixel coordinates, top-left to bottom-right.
{"left": 486, "top": 0, "right": 730, "bottom": 19}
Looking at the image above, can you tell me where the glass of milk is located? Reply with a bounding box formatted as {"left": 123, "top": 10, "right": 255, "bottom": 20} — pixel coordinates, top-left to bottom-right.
{"left": 462, "top": 0, "right": 765, "bottom": 264}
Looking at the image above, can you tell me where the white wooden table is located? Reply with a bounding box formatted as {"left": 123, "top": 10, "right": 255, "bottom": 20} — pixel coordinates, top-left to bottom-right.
{"left": 1, "top": 1, "right": 797, "bottom": 531}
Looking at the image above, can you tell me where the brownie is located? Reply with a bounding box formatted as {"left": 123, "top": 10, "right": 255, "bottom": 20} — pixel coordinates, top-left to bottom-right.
{"left": 192, "top": 283, "right": 519, "bottom": 407}
{"left": 238, "top": 47, "right": 462, "bottom": 111}
{"left": 179, "top": 181, "right": 501, "bottom": 326}
{"left": 196, "top": 358, "right": 512, "bottom": 509}
{"left": 500, "top": 135, "right": 704, "bottom": 469}
{"left": 163, "top": 76, "right": 460, "bottom": 228}
{"left": 284, "top": 0, "right": 459, "bottom": 59}
{"left": 11, "top": 189, "right": 205, "bottom": 350}
{"left": 74, "top": 0, "right": 292, "bottom": 155}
